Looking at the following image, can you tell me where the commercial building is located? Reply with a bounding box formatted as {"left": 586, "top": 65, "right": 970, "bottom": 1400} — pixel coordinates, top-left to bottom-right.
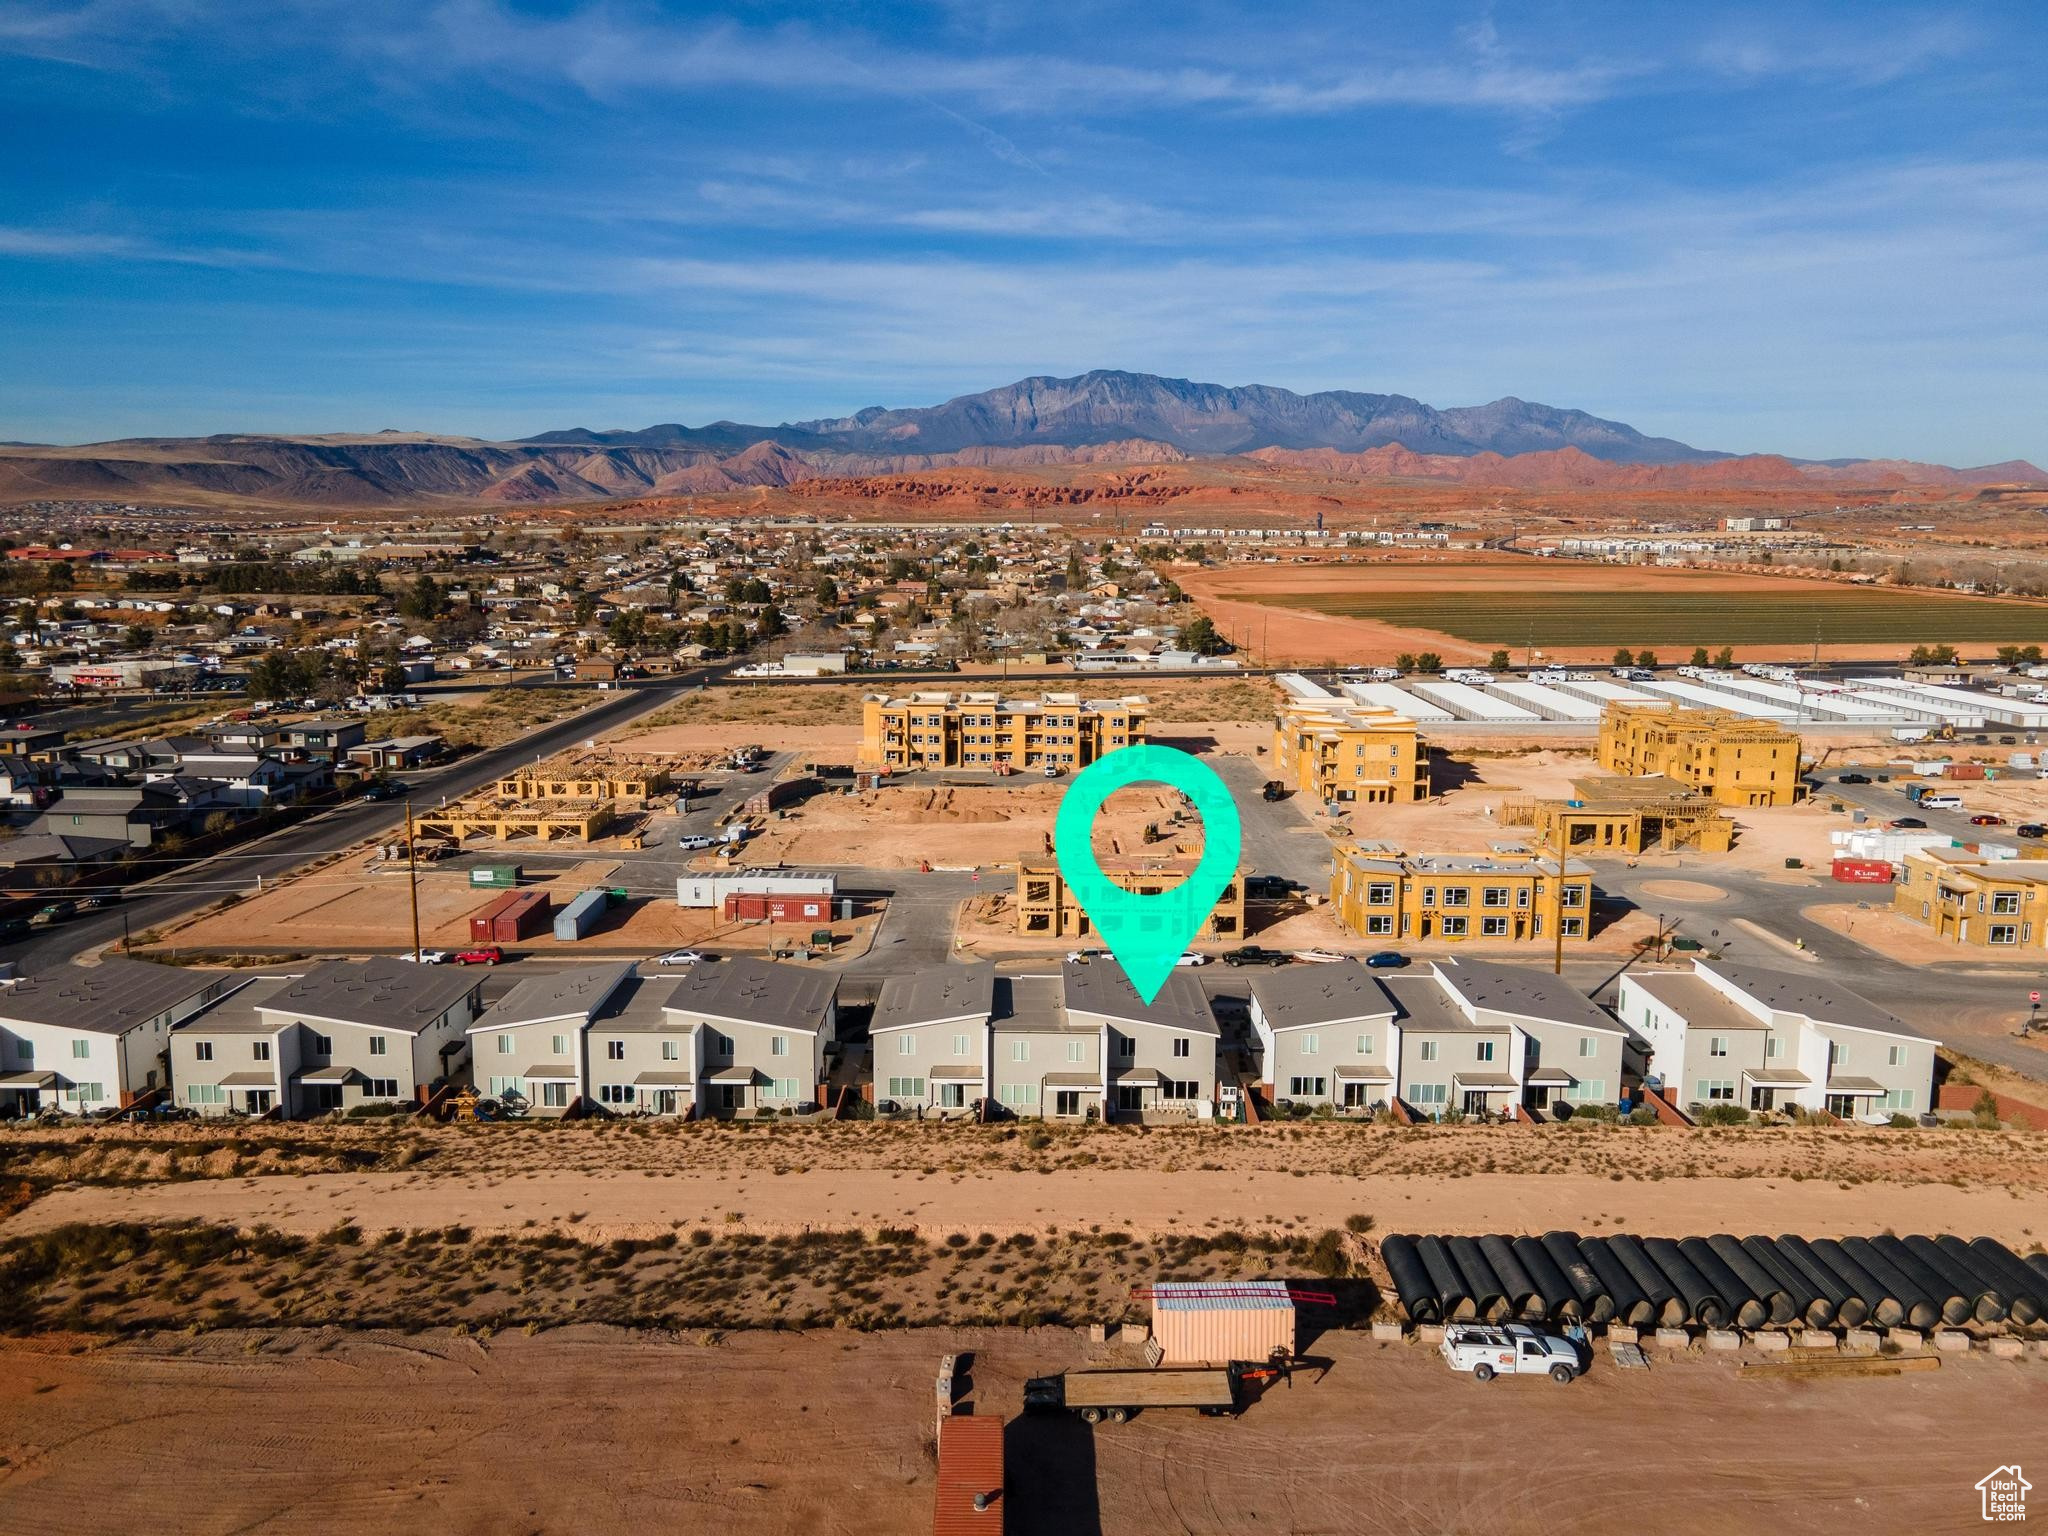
{"left": 1619, "top": 960, "right": 1935, "bottom": 1119}
{"left": 1504, "top": 774, "right": 1735, "bottom": 855}
{"left": 1272, "top": 698, "right": 1429, "bottom": 805}
{"left": 1596, "top": 702, "right": 1803, "bottom": 807}
{"left": 1329, "top": 849, "right": 1595, "bottom": 944}
{"left": 859, "top": 691, "right": 1146, "bottom": 771}
{"left": 1892, "top": 848, "right": 2048, "bottom": 951}
{"left": 1015, "top": 855, "right": 1245, "bottom": 941}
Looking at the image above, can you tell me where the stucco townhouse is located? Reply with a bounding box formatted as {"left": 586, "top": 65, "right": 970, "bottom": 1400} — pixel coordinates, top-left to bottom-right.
{"left": 872, "top": 962, "right": 998, "bottom": 1116}
{"left": 1617, "top": 959, "right": 1936, "bottom": 1120}
{"left": 0, "top": 958, "right": 231, "bottom": 1115}
{"left": 1061, "top": 959, "right": 1219, "bottom": 1122}
{"left": 467, "top": 963, "right": 637, "bottom": 1117}
{"left": 1246, "top": 962, "right": 1399, "bottom": 1114}
{"left": 663, "top": 957, "right": 838, "bottom": 1118}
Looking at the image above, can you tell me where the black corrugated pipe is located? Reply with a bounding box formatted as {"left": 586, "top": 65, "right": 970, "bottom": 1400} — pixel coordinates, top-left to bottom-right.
{"left": 1966, "top": 1238, "right": 2044, "bottom": 1326}
{"left": 2027, "top": 1251, "right": 2048, "bottom": 1286}
{"left": 1707, "top": 1234, "right": 1790, "bottom": 1326}
{"left": 1415, "top": 1235, "right": 1472, "bottom": 1321}
{"left": 1576, "top": 1238, "right": 1653, "bottom": 1328}
{"left": 1512, "top": 1235, "right": 1581, "bottom": 1322}
{"left": 1740, "top": 1236, "right": 1831, "bottom": 1328}
{"left": 1380, "top": 1235, "right": 1441, "bottom": 1325}
{"left": 1933, "top": 1235, "right": 2011, "bottom": 1323}
{"left": 1541, "top": 1230, "right": 1612, "bottom": 1323}
{"left": 1608, "top": 1233, "right": 1686, "bottom": 1327}
{"left": 1643, "top": 1237, "right": 1725, "bottom": 1329}
{"left": 1842, "top": 1237, "right": 1939, "bottom": 1332}
{"left": 1478, "top": 1234, "right": 1542, "bottom": 1321}
{"left": 1908, "top": 1235, "right": 2005, "bottom": 1325}
{"left": 1774, "top": 1235, "right": 1864, "bottom": 1328}
{"left": 1811, "top": 1238, "right": 1905, "bottom": 1330}
{"left": 1447, "top": 1236, "right": 1509, "bottom": 1323}
{"left": 1681, "top": 1236, "right": 1767, "bottom": 1331}
{"left": 1873, "top": 1236, "right": 1971, "bottom": 1326}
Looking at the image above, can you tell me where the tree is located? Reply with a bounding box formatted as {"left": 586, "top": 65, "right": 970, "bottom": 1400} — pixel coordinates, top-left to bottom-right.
{"left": 1714, "top": 646, "right": 1735, "bottom": 668}
{"left": 1636, "top": 650, "right": 1659, "bottom": 669}
{"left": 124, "top": 624, "right": 155, "bottom": 651}
{"left": 398, "top": 572, "right": 445, "bottom": 622}
{"left": 757, "top": 604, "right": 787, "bottom": 639}
{"left": 813, "top": 575, "right": 839, "bottom": 607}
{"left": 1394, "top": 652, "right": 1417, "bottom": 672}
{"left": 1612, "top": 647, "right": 1635, "bottom": 667}
{"left": 1487, "top": 649, "right": 1511, "bottom": 671}
{"left": 1415, "top": 652, "right": 1444, "bottom": 674}
{"left": 1181, "top": 615, "right": 1227, "bottom": 655}
{"left": 1065, "top": 546, "right": 1085, "bottom": 588}
{"left": 1689, "top": 646, "right": 1710, "bottom": 667}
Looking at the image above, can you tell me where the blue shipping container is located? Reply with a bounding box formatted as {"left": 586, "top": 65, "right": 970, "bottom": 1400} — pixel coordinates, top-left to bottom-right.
{"left": 552, "top": 889, "right": 608, "bottom": 942}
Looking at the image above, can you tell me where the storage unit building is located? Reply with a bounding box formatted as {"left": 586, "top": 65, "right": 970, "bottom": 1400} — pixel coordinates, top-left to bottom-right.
{"left": 1634, "top": 678, "right": 1798, "bottom": 722}
{"left": 1486, "top": 680, "right": 1604, "bottom": 723}
{"left": 1548, "top": 677, "right": 1658, "bottom": 710}
{"left": 1409, "top": 679, "right": 1542, "bottom": 724}
{"left": 1148, "top": 1280, "right": 1297, "bottom": 1365}
{"left": 1339, "top": 682, "right": 1455, "bottom": 722}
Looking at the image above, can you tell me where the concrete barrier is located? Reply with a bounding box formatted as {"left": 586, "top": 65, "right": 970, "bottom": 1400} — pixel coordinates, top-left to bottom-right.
{"left": 1796, "top": 1330, "right": 1839, "bottom": 1352}
{"left": 1705, "top": 1330, "right": 1741, "bottom": 1351}
{"left": 1883, "top": 1328, "right": 1924, "bottom": 1353}
{"left": 1118, "top": 1323, "right": 1149, "bottom": 1347}
{"left": 1606, "top": 1325, "right": 1639, "bottom": 1346}
{"left": 1086, "top": 1323, "right": 1108, "bottom": 1343}
{"left": 1990, "top": 1338, "right": 2025, "bottom": 1360}
{"left": 1371, "top": 1321, "right": 1404, "bottom": 1343}
{"left": 1934, "top": 1331, "right": 1971, "bottom": 1354}
{"left": 1843, "top": 1329, "right": 1880, "bottom": 1353}
{"left": 1653, "top": 1328, "right": 1689, "bottom": 1349}
{"left": 1417, "top": 1324, "right": 1446, "bottom": 1346}
{"left": 1753, "top": 1332, "right": 1790, "bottom": 1353}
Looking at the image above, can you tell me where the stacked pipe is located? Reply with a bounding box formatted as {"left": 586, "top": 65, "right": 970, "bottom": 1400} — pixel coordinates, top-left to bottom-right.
{"left": 1383, "top": 1232, "right": 2046, "bottom": 1332}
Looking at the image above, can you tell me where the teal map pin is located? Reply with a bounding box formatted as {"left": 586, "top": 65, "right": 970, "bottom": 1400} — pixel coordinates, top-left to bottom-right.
{"left": 1052, "top": 744, "right": 1242, "bottom": 1004}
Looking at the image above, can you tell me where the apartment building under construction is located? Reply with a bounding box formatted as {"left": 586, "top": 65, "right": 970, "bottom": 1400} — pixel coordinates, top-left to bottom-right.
{"left": 1272, "top": 699, "right": 1430, "bottom": 805}
{"left": 1015, "top": 856, "right": 1245, "bottom": 941}
{"left": 861, "top": 691, "right": 1146, "bottom": 771}
{"left": 1596, "top": 702, "right": 1803, "bottom": 807}
{"left": 1330, "top": 848, "right": 1596, "bottom": 944}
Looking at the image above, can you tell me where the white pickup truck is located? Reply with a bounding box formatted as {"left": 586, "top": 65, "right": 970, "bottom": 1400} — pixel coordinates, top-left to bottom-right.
{"left": 1439, "top": 1323, "right": 1583, "bottom": 1384}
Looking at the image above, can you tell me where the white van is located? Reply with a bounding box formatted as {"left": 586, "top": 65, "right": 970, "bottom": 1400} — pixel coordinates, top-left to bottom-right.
{"left": 1919, "top": 792, "right": 1964, "bottom": 811}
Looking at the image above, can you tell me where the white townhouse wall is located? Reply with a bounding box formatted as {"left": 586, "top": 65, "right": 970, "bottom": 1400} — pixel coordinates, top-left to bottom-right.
{"left": 988, "top": 973, "right": 1102, "bottom": 1120}
{"left": 246, "top": 958, "right": 484, "bottom": 1119}
{"left": 1060, "top": 960, "right": 1218, "bottom": 1121}
{"left": 662, "top": 957, "right": 838, "bottom": 1118}
{"left": 871, "top": 962, "right": 995, "bottom": 1114}
{"left": 584, "top": 972, "right": 693, "bottom": 1117}
{"left": 1434, "top": 959, "right": 1628, "bottom": 1116}
{"left": 167, "top": 974, "right": 302, "bottom": 1118}
{"left": 0, "top": 958, "right": 232, "bottom": 1114}
{"left": 467, "top": 963, "right": 636, "bottom": 1117}
{"left": 1246, "top": 963, "right": 1398, "bottom": 1110}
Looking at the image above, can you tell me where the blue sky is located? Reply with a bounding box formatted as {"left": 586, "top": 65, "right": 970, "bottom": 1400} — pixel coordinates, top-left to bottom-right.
{"left": 1, "top": 1, "right": 2043, "bottom": 464}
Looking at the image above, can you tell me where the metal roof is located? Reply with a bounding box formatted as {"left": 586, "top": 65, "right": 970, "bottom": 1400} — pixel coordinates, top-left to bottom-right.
{"left": 932, "top": 1414, "right": 1005, "bottom": 1536}
{"left": 263, "top": 958, "right": 480, "bottom": 1036}
{"left": 873, "top": 963, "right": 994, "bottom": 1033}
{"left": 664, "top": 956, "right": 837, "bottom": 1031}
{"left": 0, "top": 958, "right": 224, "bottom": 1036}
{"left": 471, "top": 963, "right": 635, "bottom": 1033}
{"left": 1151, "top": 1279, "right": 1293, "bottom": 1313}
{"left": 1061, "top": 961, "right": 1217, "bottom": 1036}
{"left": 1247, "top": 963, "right": 1395, "bottom": 1030}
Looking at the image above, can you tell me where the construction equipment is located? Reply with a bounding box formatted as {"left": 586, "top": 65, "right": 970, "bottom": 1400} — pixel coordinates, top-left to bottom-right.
{"left": 448, "top": 1087, "right": 483, "bottom": 1124}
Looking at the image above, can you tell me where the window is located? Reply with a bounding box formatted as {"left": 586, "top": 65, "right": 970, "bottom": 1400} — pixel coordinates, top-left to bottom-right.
{"left": 497, "top": 1034, "right": 514, "bottom": 1055}
{"left": 1696, "top": 1079, "right": 1736, "bottom": 1102}
{"left": 74, "top": 1082, "right": 104, "bottom": 1103}
{"left": 709, "top": 1031, "right": 733, "bottom": 1056}
{"left": 1482, "top": 886, "right": 1510, "bottom": 908}
{"left": 1367, "top": 882, "right": 1395, "bottom": 905}
{"left": 1992, "top": 892, "right": 2021, "bottom": 915}
{"left": 1421, "top": 887, "right": 1436, "bottom": 908}
{"left": 487, "top": 1076, "right": 524, "bottom": 1099}
{"left": 369, "top": 1035, "right": 388, "bottom": 1057}
{"left": 1419, "top": 1040, "right": 1438, "bottom": 1062}
{"left": 1367, "top": 915, "right": 1394, "bottom": 935}
{"left": 1880, "top": 1088, "right": 1915, "bottom": 1112}
{"left": 1288, "top": 1075, "right": 1328, "bottom": 1098}
{"left": 550, "top": 1034, "right": 568, "bottom": 1056}
{"left": 1440, "top": 916, "right": 1468, "bottom": 937}
{"left": 194, "top": 1041, "right": 214, "bottom": 1062}
{"left": 1116, "top": 1036, "right": 1134, "bottom": 1061}
{"left": 1888, "top": 1045, "right": 1906, "bottom": 1067}
{"left": 999, "top": 1082, "right": 1038, "bottom": 1107}
{"left": 606, "top": 1040, "right": 625, "bottom": 1060}
{"left": 1055, "top": 1090, "right": 1082, "bottom": 1117}
{"left": 1406, "top": 1082, "right": 1447, "bottom": 1106}
{"left": 310, "top": 1034, "right": 332, "bottom": 1055}
{"left": 1162, "top": 1079, "right": 1201, "bottom": 1100}
{"left": 540, "top": 1082, "right": 569, "bottom": 1108}
{"left": 1356, "top": 1034, "right": 1374, "bottom": 1055}
{"left": 366, "top": 1078, "right": 399, "bottom": 1099}
{"left": 886, "top": 1076, "right": 926, "bottom": 1098}
{"left": 599, "top": 1084, "right": 634, "bottom": 1105}
{"left": 1441, "top": 886, "right": 1469, "bottom": 907}
{"left": 185, "top": 1083, "right": 226, "bottom": 1105}
{"left": 1475, "top": 1041, "right": 1494, "bottom": 1063}
{"left": 1066, "top": 1039, "right": 1085, "bottom": 1062}
{"left": 770, "top": 1035, "right": 789, "bottom": 1057}
{"left": 767, "top": 1077, "right": 802, "bottom": 1101}
{"left": 1561, "top": 918, "right": 1584, "bottom": 937}
{"left": 253, "top": 1041, "right": 271, "bottom": 1062}
{"left": 1765, "top": 1035, "right": 1780, "bottom": 1059}
{"left": 1172, "top": 1037, "right": 1190, "bottom": 1058}
{"left": 899, "top": 1034, "right": 917, "bottom": 1056}
{"left": 1300, "top": 1033, "right": 1319, "bottom": 1056}
{"left": 952, "top": 1034, "right": 969, "bottom": 1056}
{"left": 1708, "top": 1035, "right": 1727, "bottom": 1058}
{"left": 1561, "top": 885, "right": 1586, "bottom": 908}
{"left": 1990, "top": 924, "right": 2019, "bottom": 945}
{"left": 1565, "top": 1079, "right": 1607, "bottom": 1103}
{"left": 1578, "top": 1036, "right": 1597, "bottom": 1058}
{"left": 1481, "top": 917, "right": 1508, "bottom": 936}
{"left": 662, "top": 1039, "right": 680, "bottom": 1061}
{"left": 71, "top": 1038, "right": 91, "bottom": 1059}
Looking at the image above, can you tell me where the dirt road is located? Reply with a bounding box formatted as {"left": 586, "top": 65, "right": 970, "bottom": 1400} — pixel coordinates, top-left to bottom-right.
{"left": 0, "top": 1325, "right": 2036, "bottom": 1535}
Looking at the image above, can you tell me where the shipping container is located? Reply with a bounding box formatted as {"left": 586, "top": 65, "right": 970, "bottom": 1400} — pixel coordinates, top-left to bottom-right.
{"left": 470, "top": 863, "right": 522, "bottom": 889}
{"left": 1147, "top": 1279, "right": 1296, "bottom": 1366}
{"left": 470, "top": 888, "right": 551, "bottom": 943}
{"left": 1944, "top": 762, "right": 1988, "bottom": 780}
{"left": 724, "top": 892, "right": 833, "bottom": 922}
{"left": 676, "top": 872, "right": 837, "bottom": 909}
{"left": 552, "top": 889, "right": 609, "bottom": 942}
{"left": 1831, "top": 858, "right": 1895, "bottom": 884}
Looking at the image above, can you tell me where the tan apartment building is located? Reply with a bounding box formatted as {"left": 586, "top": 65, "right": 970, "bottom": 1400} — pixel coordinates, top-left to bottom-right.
{"left": 1893, "top": 847, "right": 2048, "bottom": 951}
{"left": 1016, "top": 855, "right": 1245, "bottom": 941}
{"left": 860, "top": 690, "right": 1146, "bottom": 771}
{"left": 1596, "top": 702, "right": 1802, "bottom": 807}
{"left": 1272, "top": 699, "right": 1429, "bottom": 804}
{"left": 1330, "top": 849, "right": 1595, "bottom": 945}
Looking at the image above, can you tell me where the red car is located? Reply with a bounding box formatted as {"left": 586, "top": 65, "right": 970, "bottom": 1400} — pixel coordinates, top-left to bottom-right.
{"left": 452, "top": 946, "right": 503, "bottom": 965}
{"left": 1970, "top": 814, "right": 2006, "bottom": 826}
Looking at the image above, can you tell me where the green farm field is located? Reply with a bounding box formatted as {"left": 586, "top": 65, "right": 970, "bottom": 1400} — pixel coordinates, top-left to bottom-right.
{"left": 1251, "top": 582, "right": 2048, "bottom": 648}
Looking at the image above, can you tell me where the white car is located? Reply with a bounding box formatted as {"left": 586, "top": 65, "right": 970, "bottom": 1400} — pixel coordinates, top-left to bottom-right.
{"left": 1439, "top": 1323, "right": 1582, "bottom": 1384}
{"left": 650, "top": 949, "right": 710, "bottom": 967}
{"left": 1292, "top": 949, "right": 1348, "bottom": 964}
{"left": 401, "top": 949, "right": 449, "bottom": 965}
{"left": 1065, "top": 948, "right": 1104, "bottom": 964}
{"left": 1174, "top": 951, "right": 1210, "bottom": 967}
{"left": 673, "top": 834, "right": 716, "bottom": 850}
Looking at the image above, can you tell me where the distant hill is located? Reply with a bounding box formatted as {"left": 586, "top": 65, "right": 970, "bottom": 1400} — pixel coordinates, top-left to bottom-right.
{"left": 1, "top": 371, "right": 2039, "bottom": 507}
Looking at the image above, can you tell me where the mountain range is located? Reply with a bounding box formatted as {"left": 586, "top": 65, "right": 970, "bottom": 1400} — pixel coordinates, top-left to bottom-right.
{"left": 0, "top": 370, "right": 2038, "bottom": 508}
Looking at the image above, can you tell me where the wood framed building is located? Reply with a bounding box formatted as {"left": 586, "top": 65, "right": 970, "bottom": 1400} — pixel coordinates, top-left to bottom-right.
{"left": 1015, "top": 855, "right": 1245, "bottom": 941}
{"left": 1596, "top": 702, "right": 1802, "bottom": 807}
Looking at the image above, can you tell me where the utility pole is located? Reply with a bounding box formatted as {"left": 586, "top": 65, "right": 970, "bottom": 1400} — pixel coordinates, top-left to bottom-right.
{"left": 405, "top": 799, "right": 423, "bottom": 964}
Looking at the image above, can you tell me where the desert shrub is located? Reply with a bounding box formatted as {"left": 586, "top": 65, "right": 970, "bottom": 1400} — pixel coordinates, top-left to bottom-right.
{"left": 1626, "top": 1107, "right": 1660, "bottom": 1126}
{"left": 1698, "top": 1104, "right": 1750, "bottom": 1127}
{"left": 1564, "top": 1102, "right": 1619, "bottom": 1123}
{"left": 1887, "top": 1113, "right": 1916, "bottom": 1129}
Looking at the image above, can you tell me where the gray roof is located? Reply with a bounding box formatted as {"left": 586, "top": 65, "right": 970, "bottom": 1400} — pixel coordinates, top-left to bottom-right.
{"left": 1701, "top": 960, "right": 1930, "bottom": 1042}
{"left": 1247, "top": 964, "right": 1395, "bottom": 1030}
{"left": 1626, "top": 971, "right": 1768, "bottom": 1034}
{"left": 873, "top": 962, "right": 994, "bottom": 1033}
{"left": 587, "top": 975, "right": 688, "bottom": 1034}
{"left": 1435, "top": 959, "right": 1623, "bottom": 1035}
{"left": 0, "top": 833, "right": 130, "bottom": 865}
{"left": 260, "top": 957, "right": 480, "bottom": 1035}
{"left": 663, "top": 955, "right": 837, "bottom": 1032}
{"left": 989, "top": 974, "right": 1075, "bottom": 1033}
{"left": 1379, "top": 973, "right": 1496, "bottom": 1035}
{"left": 471, "top": 963, "right": 635, "bottom": 1033}
{"left": 0, "top": 957, "right": 224, "bottom": 1036}
{"left": 1060, "top": 961, "right": 1218, "bottom": 1037}
{"left": 174, "top": 974, "right": 304, "bottom": 1035}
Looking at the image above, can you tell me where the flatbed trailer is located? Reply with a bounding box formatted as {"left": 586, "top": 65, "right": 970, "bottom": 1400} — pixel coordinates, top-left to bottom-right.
{"left": 1023, "top": 1363, "right": 1249, "bottom": 1423}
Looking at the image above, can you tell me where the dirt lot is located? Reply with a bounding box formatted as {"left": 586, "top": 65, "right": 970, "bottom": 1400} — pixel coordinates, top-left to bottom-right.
{"left": 1, "top": 1324, "right": 2038, "bottom": 1535}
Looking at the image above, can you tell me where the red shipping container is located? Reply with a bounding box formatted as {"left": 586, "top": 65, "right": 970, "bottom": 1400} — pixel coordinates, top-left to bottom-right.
{"left": 471, "top": 888, "right": 552, "bottom": 942}
{"left": 1944, "top": 762, "right": 1988, "bottom": 780}
{"left": 1831, "top": 858, "right": 1895, "bottom": 884}
{"left": 723, "top": 892, "right": 831, "bottom": 922}
{"left": 469, "top": 891, "right": 519, "bottom": 940}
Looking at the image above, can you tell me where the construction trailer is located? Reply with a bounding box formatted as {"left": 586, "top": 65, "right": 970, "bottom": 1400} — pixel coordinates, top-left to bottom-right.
{"left": 676, "top": 872, "right": 837, "bottom": 910}
{"left": 1145, "top": 1279, "right": 1298, "bottom": 1365}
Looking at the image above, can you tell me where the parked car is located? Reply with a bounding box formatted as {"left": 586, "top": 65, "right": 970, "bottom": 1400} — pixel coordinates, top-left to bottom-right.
{"left": 1836, "top": 772, "right": 1871, "bottom": 785}
{"left": 30, "top": 900, "right": 77, "bottom": 927}
{"left": 1971, "top": 813, "right": 2007, "bottom": 826}
{"left": 359, "top": 780, "right": 406, "bottom": 801}
{"left": 81, "top": 893, "right": 121, "bottom": 910}
{"left": 1888, "top": 816, "right": 1927, "bottom": 829}
{"left": 673, "top": 834, "right": 716, "bottom": 851}
{"left": 1292, "top": 949, "right": 1348, "bottom": 964}
{"left": 2019, "top": 823, "right": 2047, "bottom": 839}
{"left": 400, "top": 949, "right": 450, "bottom": 964}
{"left": 1065, "top": 948, "right": 1105, "bottom": 964}
{"left": 1364, "top": 951, "right": 1410, "bottom": 969}
{"left": 1440, "top": 1322, "right": 1582, "bottom": 1384}
{"left": 1222, "top": 946, "right": 1291, "bottom": 967}
{"left": 1174, "top": 951, "right": 1210, "bottom": 967}
{"left": 452, "top": 946, "right": 503, "bottom": 965}
{"left": 1260, "top": 780, "right": 1290, "bottom": 802}
{"left": 651, "top": 949, "right": 711, "bottom": 966}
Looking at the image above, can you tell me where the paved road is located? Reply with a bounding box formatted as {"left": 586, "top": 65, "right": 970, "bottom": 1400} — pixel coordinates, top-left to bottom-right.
{"left": 1207, "top": 754, "right": 1335, "bottom": 889}
{"left": 1806, "top": 766, "right": 2047, "bottom": 848}
{"left": 1, "top": 667, "right": 728, "bottom": 972}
